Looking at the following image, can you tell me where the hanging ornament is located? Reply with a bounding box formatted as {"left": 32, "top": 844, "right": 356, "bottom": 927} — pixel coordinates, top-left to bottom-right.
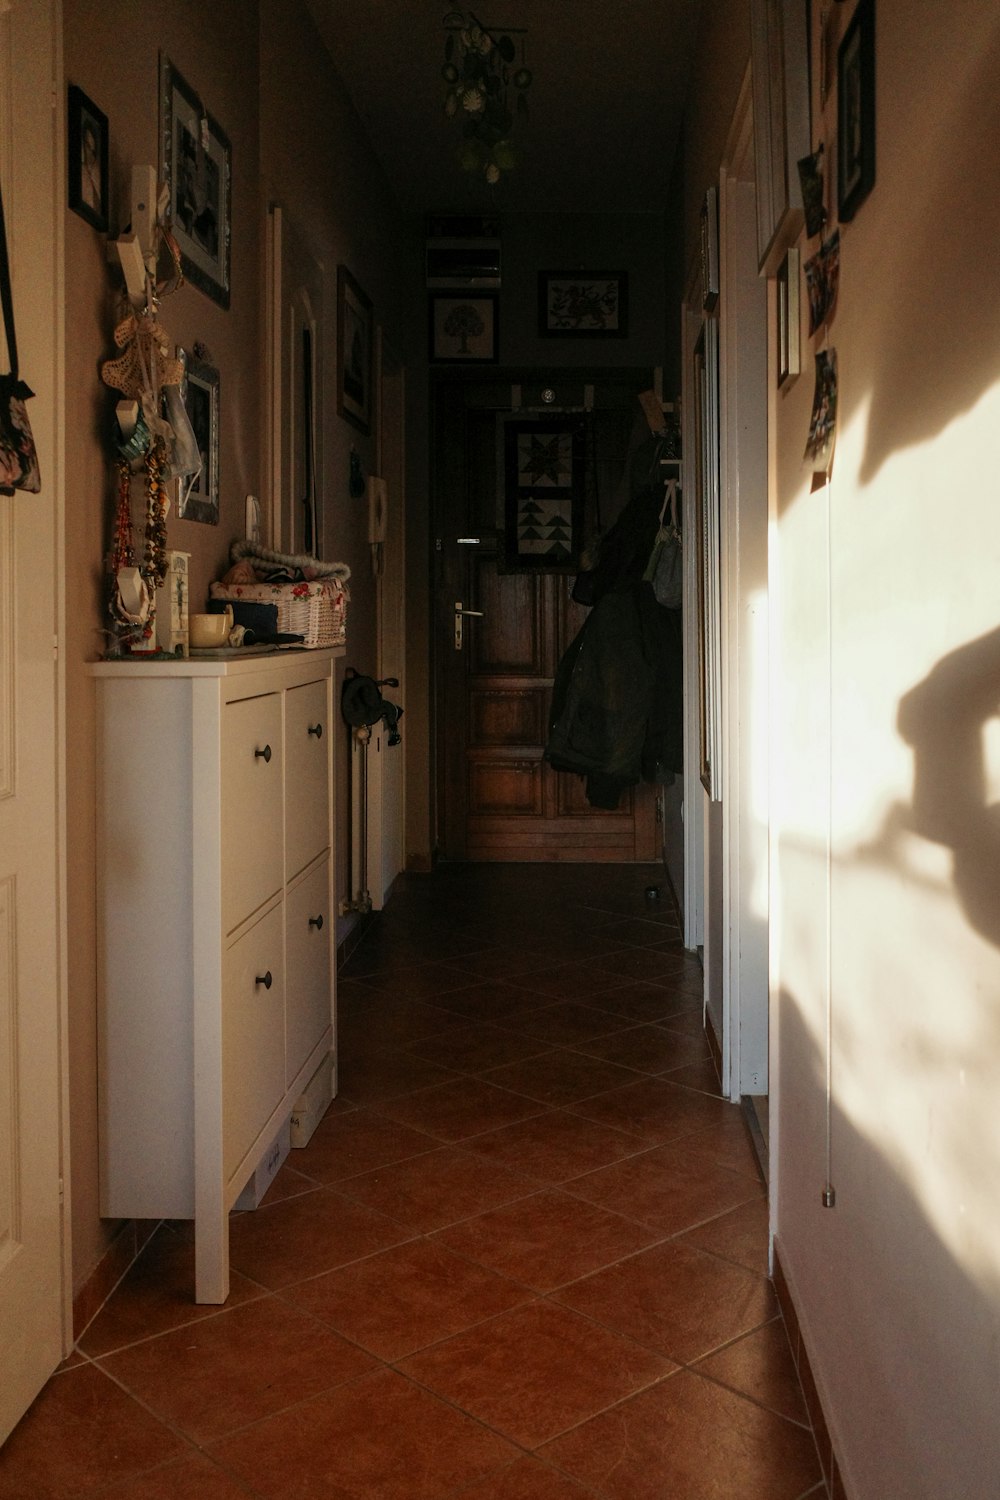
{"left": 441, "top": 10, "right": 531, "bottom": 183}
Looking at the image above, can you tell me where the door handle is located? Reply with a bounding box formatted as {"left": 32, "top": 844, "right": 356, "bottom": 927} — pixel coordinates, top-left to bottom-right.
{"left": 454, "top": 601, "right": 484, "bottom": 652}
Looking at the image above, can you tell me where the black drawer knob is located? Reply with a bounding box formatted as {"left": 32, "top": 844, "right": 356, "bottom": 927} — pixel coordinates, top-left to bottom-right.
{"left": 308, "top": 914, "right": 324, "bottom": 930}
{"left": 255, "top": 970, "right": 273, "bottom": 990}
{"left": 254, "top": 744, "right": 272, "bottom": 763}
{"left": 308, "top": 723, "right": 323, "bottom": 739}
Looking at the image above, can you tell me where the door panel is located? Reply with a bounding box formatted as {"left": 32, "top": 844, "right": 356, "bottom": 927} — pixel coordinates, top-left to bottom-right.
{"left": 436, "top": 376, "right": 660, "bottom": 863}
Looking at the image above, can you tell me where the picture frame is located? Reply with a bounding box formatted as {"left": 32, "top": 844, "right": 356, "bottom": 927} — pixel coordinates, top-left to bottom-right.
{"left": 749, "top": 0, "right": 810, "bottom": 275}
{"left": 337, "top": 265, "right": 373, "bottom": 432}
{"left": 538, "top": 271, "right": 628, "bottom": 337}
{"left": 500, "top": 416, "right": 585, "bottom": 574}
{"left": 837, "top": 0, "right": 876, "bottom": 222}
{"left": 777, "top": 246, "right": 801, "bottom": 387}
{"left": 159, "top": 55, "right": 231, "bottom": 309}
{"left": 179, "top": 353, "right": 220, "bottom": 525}
{"left": 67, "top": 85, "right": 109, "bottom": 233}
{"left": 700, "top": 190, "right": 719, "bottom": 312}
{"left": 429, "top": 292, "right": 498, "bottom": 363}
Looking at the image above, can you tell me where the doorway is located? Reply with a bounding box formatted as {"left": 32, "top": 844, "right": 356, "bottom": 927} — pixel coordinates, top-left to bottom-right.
{"left": 432, "top": 371, "right": 664, "bottom": 864}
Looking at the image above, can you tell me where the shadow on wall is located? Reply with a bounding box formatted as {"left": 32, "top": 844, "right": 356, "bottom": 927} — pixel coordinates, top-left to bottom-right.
{"left": 855, "top": 14, "right": 1000, "bottom": 483}
{"left": 777, "top": 998, "right": 1000, "bottom": 1500}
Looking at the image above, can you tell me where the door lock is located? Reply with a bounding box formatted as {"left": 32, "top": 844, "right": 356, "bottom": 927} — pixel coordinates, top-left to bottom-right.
{"left": 454, "top": 600, "right": 484, "bottom": 651}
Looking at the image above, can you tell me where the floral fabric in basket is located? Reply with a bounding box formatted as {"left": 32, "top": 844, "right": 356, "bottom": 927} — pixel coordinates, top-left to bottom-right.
{"left": 210, "top": 579, "right": 348, "bottom": 648}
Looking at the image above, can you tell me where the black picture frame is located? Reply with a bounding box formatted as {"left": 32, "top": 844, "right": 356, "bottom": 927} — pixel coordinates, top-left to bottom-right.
{"left": 337, "top": 265, "right": 373, "bottom": 433}
{"left": 179, "top": 353, "right": 220, "bottom": 525}
{"left": 837, "top": 0, "right": 876, "bottom": 223}
{"left": 428, "top": 292, "right": 498, "bottom": 363}
{"left": 501, "top": 416, "right": 585, "bottom": 574}
{"left": 67, "top": 85, "right": 108, "bottom": 233}
{"left": 159, "top": 55, "right": 231, "bottom": 309}
{"left": 538, "top": 271, "right": 628, "bottom": 338}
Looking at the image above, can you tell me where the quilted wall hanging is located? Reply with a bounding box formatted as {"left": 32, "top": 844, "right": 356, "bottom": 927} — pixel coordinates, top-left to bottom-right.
{"left": 501, "top": 416, "right": 584, "bottom": 573}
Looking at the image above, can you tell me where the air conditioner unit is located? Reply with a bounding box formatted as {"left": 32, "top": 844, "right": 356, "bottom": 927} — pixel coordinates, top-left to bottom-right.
{"left": 425, "top": 237, "right": 502, "bottom": 288}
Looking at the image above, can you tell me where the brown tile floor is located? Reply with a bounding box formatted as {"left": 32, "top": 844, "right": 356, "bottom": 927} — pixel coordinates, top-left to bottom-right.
{"left": 0, "top": 863, "right": 828, "bottom": 1499}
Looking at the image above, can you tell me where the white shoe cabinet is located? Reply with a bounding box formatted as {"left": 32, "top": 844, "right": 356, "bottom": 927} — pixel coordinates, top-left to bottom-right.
{"left": 91, "top": 649, "right": 342, "bottom": 1302}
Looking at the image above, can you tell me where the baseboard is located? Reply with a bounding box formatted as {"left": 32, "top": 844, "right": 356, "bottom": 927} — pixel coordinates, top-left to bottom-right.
{"left": 72, "top": 1217, "right": 161, "bottom": 1343}
{"left": 772, "top": 1241, "right": 848, "bottom": 1498}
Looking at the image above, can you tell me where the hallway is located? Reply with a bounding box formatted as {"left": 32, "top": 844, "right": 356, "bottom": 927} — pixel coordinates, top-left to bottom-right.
{"left": 1, "top": 863, "right": 825, "bottom": 1498}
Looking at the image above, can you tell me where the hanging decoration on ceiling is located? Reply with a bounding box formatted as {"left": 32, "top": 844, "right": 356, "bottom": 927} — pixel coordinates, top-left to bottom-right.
{"left": 441, "top": 10, "right": 531, "bottom": 184}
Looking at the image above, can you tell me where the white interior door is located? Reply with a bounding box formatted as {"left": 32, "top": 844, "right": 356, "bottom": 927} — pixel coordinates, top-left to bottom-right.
{"left": 367, "top": 332, "right": 406, "bottom": 908}
{"left": 0, "top": 0, "right": 70, "bottom": 1442}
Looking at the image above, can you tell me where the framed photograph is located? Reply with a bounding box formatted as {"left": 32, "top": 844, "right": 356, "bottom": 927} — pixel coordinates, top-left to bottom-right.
{"left": 538, "top": 271, "right": 627, "bottom": 337}
{"left": 500, "top": 416, "right": 585, "bottom": 573}
{"left": 429, "top": 292, "right": 498, "bottom": 363}
{"left": 67, "top": 85, "right": 108, "bottom": 233}
{"left": 179, "top": 353, "right": 220, "bottom": 524}
{"left": 159, "top": 55, "right": 231, "bottom": 309}
{"left": 777, "top": 247, "right": 800, "bottom": 387}
{"left": 749, "top": 0, "right": 810, "bottom": 275}
{"left": 837, "top": 0, "right": 876, "bottom": 222}
{"left": 337, "top": 265, "right": 373, "bottom": 432}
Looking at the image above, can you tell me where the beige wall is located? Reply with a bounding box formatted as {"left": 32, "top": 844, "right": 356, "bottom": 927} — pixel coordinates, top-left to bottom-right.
{"left": 687, "top": 1, "right": 1000, "bottom": 1493}
{"left": 63, "top": 0, "right": 407, "bottom": 1293}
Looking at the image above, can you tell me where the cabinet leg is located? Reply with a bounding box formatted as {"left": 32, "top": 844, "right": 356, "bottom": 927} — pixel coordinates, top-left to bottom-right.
{"left": 194, "top": 1213, "right": 231, "bottom": 1304}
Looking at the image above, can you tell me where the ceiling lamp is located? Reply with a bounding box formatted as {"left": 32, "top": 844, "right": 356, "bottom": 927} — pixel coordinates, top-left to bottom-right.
{"left": 441, "top": 10, "right": 531, "bottom": 184}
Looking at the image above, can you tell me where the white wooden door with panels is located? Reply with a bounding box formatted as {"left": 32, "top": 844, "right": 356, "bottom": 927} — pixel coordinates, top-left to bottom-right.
{"left": 268, "top": 205, "right": 324, "bottom": 557}
{"left": 0, "top": 0, "right": 70, "bottom": 1442}
{"left": 366, "top": 332, "right": 406, "bottom": 908}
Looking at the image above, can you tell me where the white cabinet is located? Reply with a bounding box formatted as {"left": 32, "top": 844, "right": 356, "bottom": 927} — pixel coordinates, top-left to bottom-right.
{"left": 92, "top": 649, "right": 341, "bottom": 1303}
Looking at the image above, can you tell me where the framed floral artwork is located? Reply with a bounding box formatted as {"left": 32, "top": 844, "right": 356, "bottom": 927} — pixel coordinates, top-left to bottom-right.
{"left": 538, "top": 271, "right": 628, "bottom": 337}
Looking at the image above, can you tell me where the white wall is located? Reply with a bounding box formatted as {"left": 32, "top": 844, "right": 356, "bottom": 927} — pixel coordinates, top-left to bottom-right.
{"left": 769, "top": 2, "right": 1000, "bottom": 1495}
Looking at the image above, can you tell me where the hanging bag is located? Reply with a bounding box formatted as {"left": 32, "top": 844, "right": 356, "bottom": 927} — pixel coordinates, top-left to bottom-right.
{"left": 644, "top": 478, "right": 682, "bottom": 609}
{"left": 0, "top": 177, "right": 41, "bottom": 496}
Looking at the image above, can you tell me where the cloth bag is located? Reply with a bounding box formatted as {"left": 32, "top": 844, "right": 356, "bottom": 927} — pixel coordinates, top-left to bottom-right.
{"left": 644, "top": 479, "right": 682, "bottom": 609}
{"left": 0, "top": 178, "right": 40, "bottom": 495}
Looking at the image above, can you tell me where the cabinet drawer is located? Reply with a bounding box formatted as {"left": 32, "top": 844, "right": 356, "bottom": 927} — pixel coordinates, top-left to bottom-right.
{"left": 222, "top": 692, "right": 283, "bottom": 932}
{"left": 285, "top": 857, "right": 332, "bottom": 1086}
{"left": 223, "top": 902, "right": 285, "bottom": 1179}
{"left": 284, "top": 678, "right": 330, "bottom": 879}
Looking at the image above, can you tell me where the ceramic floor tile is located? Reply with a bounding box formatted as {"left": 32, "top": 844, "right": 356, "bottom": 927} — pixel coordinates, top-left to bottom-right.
{"left": 226, "top": 1185, "right": 412, "bottom": 1289}
{"left": 553, "top": 1238, "right": 777, "bottom": 1363}
{"left": 499, "top": 1001, "right": 631, "bottom": 1046}
{"left": 452, "top": 1455, "right": 598, "bottom": 1498}
{"left": 572, "top": 1023, "right": 711, "bottom": 1075}
{"left": 674, "top": 1109, "right": 766, "bottom": 1181}
{"left": 207, "top": 1367, "right": 518, "bottom": 1500}
{"left": 397, "top": 1300, "right": 675, "bottom": 1450}
{"left": 593, "top": 947, "right": 689, "bottom": 983}
{"left": 660, "top": 1058, "right": 724, "bottom": 1095}
{"left": 280, "top": 1238, "right": 530, "bottom": 1359}
{"left": 253, "top": 1161, "right": 322, "bottom": 1206}
{"left": 357, "top": 961, "right": 481, "bottom": 1002}
{"left": 424, "top": 978, "right": 548, "bottom": 1022}
{"left": 0, "top": 1363, "right": 186, "bottom": 1500}
{"left": 97, "top": 1295, "right": 375, "bottom": 1443}
{"left": 694, "top": 1317, "right": 810, "bottom": 1426}
{"left": 566, "top": 1075, "right": 734, "bottom": 1147}
{"left": 78, "top": 1222, "right": 264, "bottom": 1358}
{"left": 336, "top": 1047, "right": 460, "bottom": 1104}
{"left": 376, "top": 1075, "right": 548, "bottom": 1141}
{"left": 680, "top": 1195, "right": 771, "bottom": 1274}
{"left": 508, "top": 964, "right": 630, "bottom": 1003}
{"left": 586, "top": 980, "right": 703, "bottom": 1025}
{"left": 463, "top": 1107, "right": 646, "bottom": 1185}
{"left": 334, "top": 1144, "right": 536, "bottom": 1231}
{"left": 288, "top": 1106, "right": 439, "bottom": 1184}
{"left": 404, "top": 1019, "right": 552, "bottom": 1073}
{"left": 434, "top": 947, "right": 555, "bottom": 980}
{"left": 481, "top": 1047, "right": 643, "bottom": 1105}
{"left": 565, "top": 1140, "right": 764, "bottom": 1236}
{"left": 89, "top": 1454, "right": 260, "bottom": 1497}
{"left": 540, "top": 1368, "right": 822, "bottom": 1500}
{"left": 432, "top": 1187, "right": 661, "bottom": 1291}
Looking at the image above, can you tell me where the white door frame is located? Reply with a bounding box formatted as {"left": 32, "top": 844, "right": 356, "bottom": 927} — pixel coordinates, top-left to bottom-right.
{"left": 0, "top": 0, "right": 72, "bottom": 1441}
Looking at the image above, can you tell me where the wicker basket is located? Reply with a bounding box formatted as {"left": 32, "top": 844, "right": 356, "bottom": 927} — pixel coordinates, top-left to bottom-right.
{"left": 209, "top": 579, "right": 348, "bottom": 648}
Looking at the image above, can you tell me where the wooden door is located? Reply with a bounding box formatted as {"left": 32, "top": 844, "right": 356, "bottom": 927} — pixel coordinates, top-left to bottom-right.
{"left": 435, "top": 378, "right": 657, "bottom": 863}
{"left": 0, "top": 0, "right": 69, "bottom": 1441}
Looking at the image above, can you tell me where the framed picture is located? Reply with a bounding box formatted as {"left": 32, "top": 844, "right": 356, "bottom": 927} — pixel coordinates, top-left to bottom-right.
{"left": 179, "top": 353, "right": 220, "bottom": 524}
{"left": 500, "top": 416, "right": 585, "bottom": 573}
{"left": 67, "top": 85, "right": 108, "bottom": 233}
{"left": 538, "top": 271, "right": 627, "bottom": 337}
{"left": 837, "top": 0, "right": 876, "bottom": 222}
{"left": 337, "top": 265, "right": 373, "bottom": 432}
{"left": 159, "top": 56, "right": 231, "bottom": 309}
{"left": 429, "top": 292, "right": 498, "bottom": 363}
{"left": 777, "top": 247, "right": 801, "bottom": 387}
{"left": 700, "top": 190, "right": 719, "bottom": 311}
{"left": 749, "top": 0, "right": 810, "bottom": 274}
